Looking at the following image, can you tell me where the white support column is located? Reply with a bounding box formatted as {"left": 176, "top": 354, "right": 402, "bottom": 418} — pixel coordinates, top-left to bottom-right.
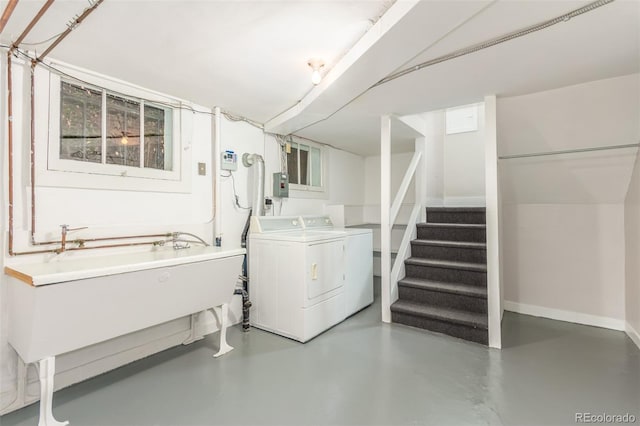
{"left": 415, "top": 137, "right": 427, "bottom": 222}
{"left": 213, "top": 106, "right": 222, "bottom": 246}
{"left": 212, "top": 303, "right": 234, "bottom": 357}
{"left": 484, "top": 95, "right": 502, "bottom": 349}
{"left": 37, "top": 357, "right": 68, "bottom": 426}
{"left": 381, "top": 115, "right": 392, "bottom": 323}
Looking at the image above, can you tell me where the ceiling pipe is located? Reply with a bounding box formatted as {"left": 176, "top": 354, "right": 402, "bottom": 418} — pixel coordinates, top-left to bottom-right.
{"left": 6, "top": 0, "right": 54, "bottom": 255}
{"left": 7, "top": 51, "right": 15, "bottom": 256}
{"left": 27, "top": 0, "right": 102, "bottom": 243}
{"left": 0, "top": 0, "right": 19, "bottom": 34}
{"left": 35, "top": 0, "right": 104, "bottom": 62}
{"left": 12, "top": 0, "right": 54, "bottom": 48}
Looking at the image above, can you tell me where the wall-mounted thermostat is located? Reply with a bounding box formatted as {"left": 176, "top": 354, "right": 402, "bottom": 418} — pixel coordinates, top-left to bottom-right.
{"left": 273, "top": 172, "right": 289, "bottom": 198}
{"left": 221, "top": 150, "right": 237, "bottom": 171}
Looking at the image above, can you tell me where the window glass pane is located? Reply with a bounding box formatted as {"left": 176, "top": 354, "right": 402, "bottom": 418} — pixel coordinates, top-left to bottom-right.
{"left": 287, "top": 143, "right": 299, "bottom": 184}
{"left": 144, "top": 104, "right": 172, "bottom": 170}
{"left": 445, "top": 105, "right": 478, "bottom": 135}
{"left": 60, "top": 82, "right": 102, "bottom": 163}
{"left": 299, "top": 144, "right": 309, "bottom": 186}
{"left": 310, "top": 147, "right": 321, "bottom": 187}
{"left": 106, "top": 94, "right": 140, "bottom": 167}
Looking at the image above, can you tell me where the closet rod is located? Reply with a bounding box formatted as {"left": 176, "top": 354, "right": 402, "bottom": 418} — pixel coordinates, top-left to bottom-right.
{"left": 499, "top": 143, "right": 639, "bottom": 160}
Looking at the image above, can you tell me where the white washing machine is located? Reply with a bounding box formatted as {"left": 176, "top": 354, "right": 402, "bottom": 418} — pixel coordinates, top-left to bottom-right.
{"left": 249, "top": 216, "right": 373, "bottom": 342}
{"left": 299, "top": 216, "right": 374, "bottom": 316}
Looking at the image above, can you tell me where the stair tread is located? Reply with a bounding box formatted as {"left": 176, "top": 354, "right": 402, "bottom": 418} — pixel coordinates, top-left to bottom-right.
{"left": 391, "top": 300, "right": 488, "bottom": 329}
{"left": 418, "top": 223, "right": 486, "bottom": 229}
{"left": 411, "top": 239, "right": 486, "bottom": 249}
{"left": 398, "top": 277, "right": 487, "bottom": 298}
{"left": 405, "top": 257, "right": 487, "bottom": 272}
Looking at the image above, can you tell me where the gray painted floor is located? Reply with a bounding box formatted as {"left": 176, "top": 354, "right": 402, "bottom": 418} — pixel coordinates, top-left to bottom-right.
{"left": 2, "top": 297, "right": 638, "bottom": 426}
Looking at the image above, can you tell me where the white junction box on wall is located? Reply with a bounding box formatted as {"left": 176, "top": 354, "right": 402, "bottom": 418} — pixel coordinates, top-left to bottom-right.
{"left": 221, "top": 150, "right": 238, "bottom": 171}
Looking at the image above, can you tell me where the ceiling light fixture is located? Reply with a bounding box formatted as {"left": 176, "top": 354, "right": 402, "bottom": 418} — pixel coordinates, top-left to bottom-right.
{"left": 120, "top": 132, "right": 128, "bottom": 145}
{"left": 308, "top": 59, "right": 324, "bottom": 85}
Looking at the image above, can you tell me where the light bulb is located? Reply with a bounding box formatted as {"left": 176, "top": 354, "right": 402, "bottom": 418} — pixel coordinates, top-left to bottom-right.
{"left": 311, "top": 69, "right": 322, "bottom": 85}
{"left": 121, "top": 135, "right": 128, "bottom": 145}
{"left": 308, "top": 59, "right": 325, "bottom": 86}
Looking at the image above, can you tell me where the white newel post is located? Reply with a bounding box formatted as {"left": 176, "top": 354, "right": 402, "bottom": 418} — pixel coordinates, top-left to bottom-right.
{"left": 415, "top": 137, "right": 427, "bottom": 222}
{"left": 484, "top": 95, "right": 503, "bottom": 349}
{"left": 381, "top": 115, "right": 392, "bottom": 323}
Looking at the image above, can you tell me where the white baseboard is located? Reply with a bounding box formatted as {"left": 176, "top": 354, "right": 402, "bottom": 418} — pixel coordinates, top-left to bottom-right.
{"left": 504, "top": 301, "right": 626, "bottom": 331}
{"left": 443, "top": 196, "right": 486, "bottom": 207}
{"left": 626, "top": 322, "right": 640, "bottom": 350}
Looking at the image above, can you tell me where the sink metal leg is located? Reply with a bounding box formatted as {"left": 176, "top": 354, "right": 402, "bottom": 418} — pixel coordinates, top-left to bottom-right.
{"left": 212, "top": 303, "right": 233, "bottom": 358}
{"left": 37, "top": 357, "right": 69, "bottom": 426}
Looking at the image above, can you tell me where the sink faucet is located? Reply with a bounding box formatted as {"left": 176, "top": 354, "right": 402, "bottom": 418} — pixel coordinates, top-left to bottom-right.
{"left": 60, "top": 225, "right": 69, "bottom": 253}
{"left": 56, "top": 224, "right": 88, "bottom": 254}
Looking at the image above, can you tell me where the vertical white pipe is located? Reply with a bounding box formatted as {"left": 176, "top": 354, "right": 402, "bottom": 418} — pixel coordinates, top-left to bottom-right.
{"left": 213, "top": 106, "right": 222, "bottom": 246}
{"left": 251, "top": 155, "right": 265, "bottom": 217}
{"left": 381, "top": 115, "right": 392, "bottom": 323}
{"left": 484, "top": 95, "right": 502, "bottom": 349}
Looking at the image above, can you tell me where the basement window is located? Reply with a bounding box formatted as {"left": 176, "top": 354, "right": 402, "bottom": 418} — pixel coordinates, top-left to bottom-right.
{"left": 58, "top": 81, "right": 174, "bottom": 175}
{"left": 286, "top": 140, "right": 323, "bottom": 191}
{"left": 445, "top": 104, "right": 479, "bottom": 135}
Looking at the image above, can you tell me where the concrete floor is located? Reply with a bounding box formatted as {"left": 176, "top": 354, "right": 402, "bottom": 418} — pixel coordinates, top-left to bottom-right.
{"left": 2, "top": 298, "right": 639, "bottom": 426}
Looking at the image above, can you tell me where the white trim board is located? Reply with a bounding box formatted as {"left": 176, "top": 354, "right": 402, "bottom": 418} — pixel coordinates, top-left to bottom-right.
{"left": 504, "top": 301, "right": 625, "bottom": 331}
{"left": 626, "top": 322, "right": 640, "bottom": 350}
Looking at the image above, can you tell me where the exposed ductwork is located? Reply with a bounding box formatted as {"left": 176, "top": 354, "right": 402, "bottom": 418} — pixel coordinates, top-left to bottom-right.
{"left": 242, "top": 153, "right": 265, "bottom": 217}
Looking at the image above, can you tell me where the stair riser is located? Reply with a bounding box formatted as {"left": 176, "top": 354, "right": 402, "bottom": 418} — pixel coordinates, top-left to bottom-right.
{"left": 417, "top": 227, "right": 486, "bottom": 242}
{"left": 398, "top": 286, "right": 487, "bottom": 313}
{"left": 391, "top": 311, "right": 488, "bottom": 345}
{"left": 410, "top": 244, "right": 486, "bottom": 263}
{"left": 426, "top": 211, "right": 486, "bottom": 224}
{"left": 405, "top": 264, "right": 487, "bottom": 286}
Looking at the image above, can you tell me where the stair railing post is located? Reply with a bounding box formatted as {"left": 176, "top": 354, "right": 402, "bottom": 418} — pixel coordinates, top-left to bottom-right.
{"left": 381, "top": 115, "right": 392, "bottom": 323}
{"left": 415, "top": 136, "right": 427, "bottom": 222}
{"left": 484, "top": 94, "right": 502, "bottom": 349}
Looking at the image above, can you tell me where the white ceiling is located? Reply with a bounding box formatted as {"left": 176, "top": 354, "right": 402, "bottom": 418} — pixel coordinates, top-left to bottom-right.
{"left": 0, "top": 0, "right": 638, "bottom": 156}
{"left": 291, "top": 0, "right": 640, "bottom": 154}
{"left": 0, "top": 0, "right": 394, "bottom": 122}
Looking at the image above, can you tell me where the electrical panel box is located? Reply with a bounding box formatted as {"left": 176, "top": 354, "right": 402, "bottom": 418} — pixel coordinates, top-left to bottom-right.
{"left": 273, "top": 172, "right": 289, "bottom": 198}
{"left": 221, "top": 150, "right": 237, "bottom": 171}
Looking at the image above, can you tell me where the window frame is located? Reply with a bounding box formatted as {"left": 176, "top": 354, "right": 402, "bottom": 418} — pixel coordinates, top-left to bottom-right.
{"left": 445, "top": 104, "right": 479, "bottom": 135}
{"left": 287, "top": 139, "right": 325, "bottom": 193}
{"left": 49, "top": 75, "right": 180, "bottom": 181}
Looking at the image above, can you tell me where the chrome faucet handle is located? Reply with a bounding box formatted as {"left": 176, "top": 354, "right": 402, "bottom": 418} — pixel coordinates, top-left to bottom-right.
{"left": 61, "top": 225, "right": 88, "bottom": 234}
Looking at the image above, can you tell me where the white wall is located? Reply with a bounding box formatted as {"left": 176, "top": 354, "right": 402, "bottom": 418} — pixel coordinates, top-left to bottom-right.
{"left": 364, "top": 152, "right": 415, "bottom": 206}
{"left": 217, "top": 124, "right": 366, "bottom": 242}
{"left": 502, "top": 203, "right": 626, "bottom": 326}
{"left": 625, "top": 149, "right": 640, "bottom": 348}
{"left": 0, "top": 55, "right": 367, "bottom": 414}
{"left": 444, "top": 103, "right": 485, "bottom": 205}
{"left": 0, "top": 58, "right": 226, "bottom": 415}
{"left": 424, "top": 111, "right": 444, "bottom": 206}
{"left": 498, "top": 74, "right": 640, "bottom": 329}
{"left": 362, "top": 152, "right": 416, "bottom": 224}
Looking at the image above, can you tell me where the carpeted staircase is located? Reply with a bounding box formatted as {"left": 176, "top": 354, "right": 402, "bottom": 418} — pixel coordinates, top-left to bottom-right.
{"left": 390, "top": 207, "right": 488, "bottom": 345}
